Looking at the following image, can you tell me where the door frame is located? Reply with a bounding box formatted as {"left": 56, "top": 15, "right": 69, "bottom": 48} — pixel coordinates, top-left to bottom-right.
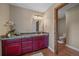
{"left": 54, "top": 3, "right": 68, "bottom": 55}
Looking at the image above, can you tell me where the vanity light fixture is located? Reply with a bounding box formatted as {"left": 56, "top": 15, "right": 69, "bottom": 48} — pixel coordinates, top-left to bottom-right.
{"left": 33, "top": 15, "right": 43, "bottom": 21}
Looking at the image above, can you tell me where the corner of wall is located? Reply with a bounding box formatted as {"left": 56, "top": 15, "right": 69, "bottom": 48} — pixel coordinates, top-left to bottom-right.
{"left": 48, "top": 46, "right": 54, "bottom": 53}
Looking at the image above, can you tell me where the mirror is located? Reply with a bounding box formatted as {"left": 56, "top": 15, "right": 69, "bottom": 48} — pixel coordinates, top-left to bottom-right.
{"left": 32, "top": 15, "right": 43, "bottom": 33}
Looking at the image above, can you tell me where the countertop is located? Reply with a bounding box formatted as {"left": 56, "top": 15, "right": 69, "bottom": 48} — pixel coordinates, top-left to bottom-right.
{"left": 0, "top": 33, "right": 49, "bottom": 40}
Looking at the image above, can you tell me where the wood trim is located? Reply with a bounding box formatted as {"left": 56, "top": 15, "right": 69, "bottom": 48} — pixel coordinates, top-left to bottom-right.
{"left": 54, "top": 3, "right": 68, "bottom": 55}
{"left": 54, "top": 8, "right": 58, "bottom": 55}
{"left": 55, "top": 3, "right": 68, "bottom": 10}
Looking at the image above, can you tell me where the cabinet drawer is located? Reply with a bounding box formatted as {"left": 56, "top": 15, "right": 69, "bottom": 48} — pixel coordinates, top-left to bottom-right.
{"left": 2, "top": 38, "right": 21, "bottom": 45}
{"left": 33, "top": 36, "right": 44, "bottom": 40}
{"left": 4, "top": 42, "right": 21, "bottom": 46}
{"left": 22, "top": 37, "right": 32, "bottom": 42}
{"left": 22, "top": 41, "right": 32, "bottom": 48}
{"left": 22, "top": 47, "right": 32, "bottom": 54}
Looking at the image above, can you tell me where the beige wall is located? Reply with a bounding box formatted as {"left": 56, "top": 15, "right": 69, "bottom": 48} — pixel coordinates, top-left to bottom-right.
{"left": 0, "top": 4, "right": 10, "bottom": 35}
{"left": 44, "top": 8, "right": 54, "bottom": 50}
{"left": 66, "top": 5, "right": 79, "bottom": 49}
{"left": 10, "top": 5, "right": 43, "bottom": 33}
{"left": 58, "top": 18, "right": 66, "bottom": 35}
{"left": 43, "top": 3, "right": 62, "bottom": 52}
{"left": 0, "top": 4, "right": 44, "bottom": 34}
{"left": 43, "top": 5, "right": 55, "bottom": 51}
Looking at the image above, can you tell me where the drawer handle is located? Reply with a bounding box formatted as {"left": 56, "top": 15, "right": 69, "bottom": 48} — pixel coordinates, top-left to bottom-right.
{"left": 22, "top": 41, "right": 32, "bottom": 44}
{"left": 22, "top": 47, "right": 32, "bottom": 49}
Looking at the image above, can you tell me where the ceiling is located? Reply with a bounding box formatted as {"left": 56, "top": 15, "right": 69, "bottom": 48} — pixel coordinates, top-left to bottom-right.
{"left": 58, "top": 3, "right": 79, "bottom": 19}
{"left": 10, "top": 3, "right": 54, "bottom": 13}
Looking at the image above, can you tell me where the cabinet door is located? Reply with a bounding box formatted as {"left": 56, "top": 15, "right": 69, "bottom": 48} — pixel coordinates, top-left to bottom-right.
{"left": 3, "top": 43, "right": 21, "bottom": 56}
{"left": 33, "top": 36, "right": 39, "bottom": 51}
{"left": 44, "top": 35, "right": 49, "bottom": 48}
{"left": 38, "top": 36, "right": 45, "bottom": 49}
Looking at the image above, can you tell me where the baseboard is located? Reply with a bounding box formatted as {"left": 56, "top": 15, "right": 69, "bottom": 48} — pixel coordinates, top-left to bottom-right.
{"left": 66, "top": 44, "right": 79, "bottom": 52}
{"left": 48, "top": 47, "right": 54, "bottom": 53}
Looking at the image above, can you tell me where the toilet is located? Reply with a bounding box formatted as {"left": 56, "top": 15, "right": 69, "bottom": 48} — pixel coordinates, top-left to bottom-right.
{"left": 58, "top": 34, "right": 66, "bottom": 44}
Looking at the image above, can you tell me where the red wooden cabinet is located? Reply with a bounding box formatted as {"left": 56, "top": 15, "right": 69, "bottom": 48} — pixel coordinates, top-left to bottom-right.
{"left": 2, "top": 39, "right": 21, "bottom": 56}
{"left": 2, "top": 35, "right": 49, "bottom": 56}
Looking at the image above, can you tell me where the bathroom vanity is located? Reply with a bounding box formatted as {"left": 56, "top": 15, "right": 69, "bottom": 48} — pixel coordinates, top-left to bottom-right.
{"left": 0, "top": 33, "right": 49, "bottom": 56}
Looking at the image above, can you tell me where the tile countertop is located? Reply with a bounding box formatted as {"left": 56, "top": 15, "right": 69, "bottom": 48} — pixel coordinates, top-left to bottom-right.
{"left": 0, "top": 33, "right": 49, "bottom": 40}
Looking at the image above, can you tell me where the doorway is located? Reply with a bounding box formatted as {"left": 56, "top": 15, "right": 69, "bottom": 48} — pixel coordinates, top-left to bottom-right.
{"left": 54, "top": 3, "right": 67, "bottom": 55}
{"left": 54, "top": 3, "right": 79, "bottom": 56}
{"left": 57, "top": 5, "right": 67, "bottom": 55}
